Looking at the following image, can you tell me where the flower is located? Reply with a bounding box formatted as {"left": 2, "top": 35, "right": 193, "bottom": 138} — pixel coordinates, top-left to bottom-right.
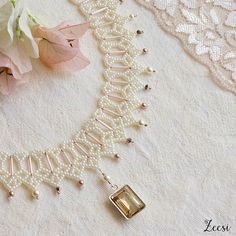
{"left": 32, "top": 22, "right": 90, "bottom": 72}
{"left": 0, "top": 0, "right": 39, "bottom": 74}
{"left": 0, "top": 52, "right": 28, "bottom": 95}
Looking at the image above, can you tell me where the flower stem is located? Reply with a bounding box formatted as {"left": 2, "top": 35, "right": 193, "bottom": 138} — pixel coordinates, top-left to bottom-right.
{"left": 15, "top": 16, "right": 24, "bottom": 40}
{"left": 10, "top": 0, "right": 16, "bottom": 7}
{"left": 28, "top": 14, "right": 38, "bottom": 24}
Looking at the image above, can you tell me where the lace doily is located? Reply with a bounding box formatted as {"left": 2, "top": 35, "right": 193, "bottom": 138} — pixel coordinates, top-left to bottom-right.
{"left": 135, "top": 0, "right": 236, "bottom": 95}
{"left": 0, "top": 0, "right": 154, "bottom": 197}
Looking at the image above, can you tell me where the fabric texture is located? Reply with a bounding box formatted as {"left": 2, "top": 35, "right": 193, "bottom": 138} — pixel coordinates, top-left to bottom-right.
{"left": 0, "top": 0, "right": 235, "bottom": 235}
{"left": 135, "top": 0, "right": 236, "bottom": 95}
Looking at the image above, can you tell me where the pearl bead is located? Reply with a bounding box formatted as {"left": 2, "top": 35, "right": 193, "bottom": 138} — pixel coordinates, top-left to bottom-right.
{"left": 127, "top": 138, "right": 133, "bottom": 143}
{"left": 146, "top": 67, "right": 156, "bottom": 73}
{"left": 137, "top": 30, "right": 144, "bottom": 35}
{"left": 143, "top": 48, "right": 148, "bottom": 54}
{"left": 139, "top": 120, "right": 148, "bottom": 127}
{"left": 104, "top": 175, "right": 111, "bottom": 182}
{"left": 9, "top": 191, "right": 14, "bottom": 198}
{"left": 141, "top": 103, "right": 148, "bottom": 109}
{"left": 32, "top": 190, "right": 39, "bottom": 200}
{"left": 144, "top": 84, "right": 151, "bottom": 90}
{"left": 114, "top": 153, "right": 120, "bottom": 159}
{"left": 129, "top": 14, "right": 137, "bottom": 19}
{"left": 56, "top": 187, "right": 61, "bottom": 194}
{"left": 78, "top": 180, "right": 84, "bottom": 186}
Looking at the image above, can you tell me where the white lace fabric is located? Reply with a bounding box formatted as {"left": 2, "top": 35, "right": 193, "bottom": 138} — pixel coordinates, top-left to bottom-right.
{"left": 135, "top": 0, "right": 236, "bottom": 94}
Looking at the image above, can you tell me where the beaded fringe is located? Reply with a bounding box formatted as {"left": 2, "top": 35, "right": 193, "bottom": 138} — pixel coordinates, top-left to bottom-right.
{"left": 0, "top": 0, "right": 155, "bottom": 199}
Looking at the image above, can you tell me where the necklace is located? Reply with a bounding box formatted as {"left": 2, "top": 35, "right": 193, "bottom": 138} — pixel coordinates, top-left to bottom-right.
{"left": 0, "top": 0, "right": 155, "bottom": 219}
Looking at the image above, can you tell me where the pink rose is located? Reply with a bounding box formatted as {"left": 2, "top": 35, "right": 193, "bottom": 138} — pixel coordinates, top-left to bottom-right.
{"left": 0, "top": 52, "right": 28, "bottom": 95}
{"left": 33, "top": 22, "right": 90, "bottom": 72}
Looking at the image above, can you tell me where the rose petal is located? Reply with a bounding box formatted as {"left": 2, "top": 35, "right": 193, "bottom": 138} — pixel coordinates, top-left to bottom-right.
{"left": 4, "top": 39, "right": 33, "bottom": 74}
{"left": 59, "top": 22, "right": 90, "bottom": 38}
{"left": 19, "top": 8, "right": 39, "bottom": 58}
{"left": 38, "top": 39, "right": 79, "bottom": 65}
{"left": 33, "top": 26, "right": 69, "bottom": 46}
{"left": 1, "top": 2, "right": 39, "bottom": 74}
{"left": 0, "top": 52, "right": 29, "bottom": 95}
{"left": 0, "top": 72, "right": 17, "bottom": 95}
{"left": 50, "top": 49, "right": 90, "bottom": 72}
{"left": 0, "top": 0, "right": 14, "bottom": 47}
{"left": 0, "top": 52, "right": 23, "bottom": 79}
{"left": 34, "top": 21, "right": 90, "bottom": 72}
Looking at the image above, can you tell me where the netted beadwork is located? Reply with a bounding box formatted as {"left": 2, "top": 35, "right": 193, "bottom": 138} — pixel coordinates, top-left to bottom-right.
{"left": 0, "top": 0, "right": 154, "bottom": 196}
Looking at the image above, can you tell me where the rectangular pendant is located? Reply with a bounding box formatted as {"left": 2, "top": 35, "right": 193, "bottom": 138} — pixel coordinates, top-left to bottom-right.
{"left": 109, "top": 185, "right": 145, "bottom": 219}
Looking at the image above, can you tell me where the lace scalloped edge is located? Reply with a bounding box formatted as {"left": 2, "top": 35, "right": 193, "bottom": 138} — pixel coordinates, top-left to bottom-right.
{"left": 135, "top": 0, "right": 236, "bottom": 95}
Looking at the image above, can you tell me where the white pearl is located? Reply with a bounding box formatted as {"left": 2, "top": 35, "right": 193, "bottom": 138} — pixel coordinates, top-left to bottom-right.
{"left": 146, "top": 67, "right": 155, "bottom": 73}
{"left": 139, "top": 120, "right": 145, "bottom": 125}
{"left": 114, "top": 153, "right": 120, "bottom": 159}
{"left": 129, "top": 14, "right": 137, "bottom": 19}
{"left": 139, "top": 120, "right": 147, "bottom": 127}
{"left": 104, "top": 175, "right": 111, "bottom": 181}
{"left": 32, "top": 190, "right": 39, "bottom": 200}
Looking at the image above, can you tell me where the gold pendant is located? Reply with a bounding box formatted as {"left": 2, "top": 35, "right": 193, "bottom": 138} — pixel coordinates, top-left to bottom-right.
{"left": 109, "top": 185, "right": 145, "bottom": 219}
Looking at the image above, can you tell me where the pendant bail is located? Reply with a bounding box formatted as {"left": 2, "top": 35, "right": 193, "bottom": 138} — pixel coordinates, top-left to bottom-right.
{"left": 98, "top": 168, "right": 119, "bottom": 190}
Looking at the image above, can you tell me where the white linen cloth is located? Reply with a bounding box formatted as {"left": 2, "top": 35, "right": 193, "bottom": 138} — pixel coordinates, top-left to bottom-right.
{"left": 0, "top": 0, "right": 235, "bottom": 235}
